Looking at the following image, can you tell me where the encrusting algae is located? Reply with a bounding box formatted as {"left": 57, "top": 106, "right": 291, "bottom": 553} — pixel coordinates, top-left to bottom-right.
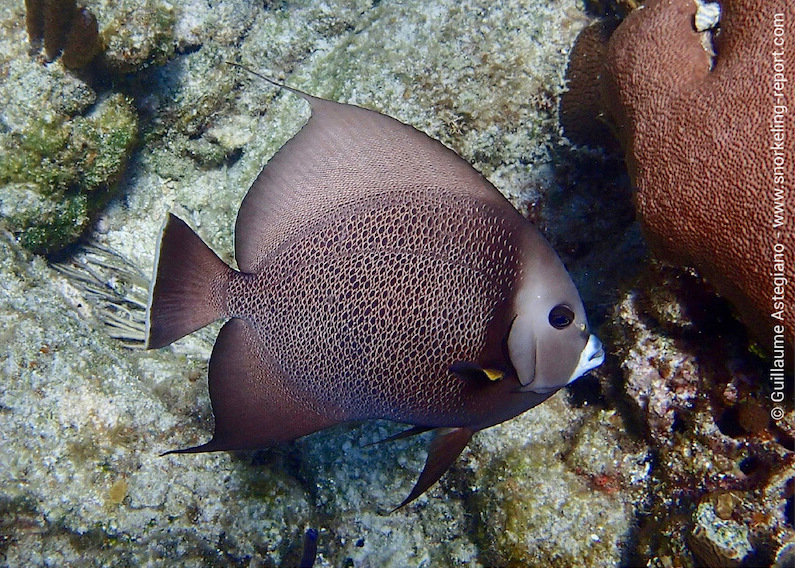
{"left": 0, "top": 92, "right": 138, "bottom": 255}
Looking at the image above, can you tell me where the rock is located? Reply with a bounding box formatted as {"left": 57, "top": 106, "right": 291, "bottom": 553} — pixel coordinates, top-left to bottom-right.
{"left": 0, "top": 56, "right": 138, "bottom": 254}
{"left": 611, "top": 266, "right": 795, "bottom": 565}
{"left": 689, "top": 500, "right": 752, "bottom": 568}
{"left": 468, "top": 399, "right": 650, "bottom": 567}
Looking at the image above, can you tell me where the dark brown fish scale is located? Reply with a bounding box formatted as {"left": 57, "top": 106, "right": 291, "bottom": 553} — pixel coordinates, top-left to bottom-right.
{"left": 225, "top": 191, "right": 522, "bottom": 427}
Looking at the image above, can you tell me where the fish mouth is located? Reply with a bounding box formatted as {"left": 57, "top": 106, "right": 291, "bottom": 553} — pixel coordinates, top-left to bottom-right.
{"left": 566, "top": 334, "right": 605, "bottom": 384}
{"left": 512, "top": 334, "right": 605, "bottom": 395}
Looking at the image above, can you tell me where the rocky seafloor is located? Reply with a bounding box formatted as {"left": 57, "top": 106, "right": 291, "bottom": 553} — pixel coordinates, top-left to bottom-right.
{"left": 0, "top": 0, "right": 792, "bottom": 566}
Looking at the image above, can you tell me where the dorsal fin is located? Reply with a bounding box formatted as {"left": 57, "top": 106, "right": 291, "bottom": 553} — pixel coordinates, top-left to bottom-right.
{"left": 229, "top": 65, "right": 509, "bottom": 273}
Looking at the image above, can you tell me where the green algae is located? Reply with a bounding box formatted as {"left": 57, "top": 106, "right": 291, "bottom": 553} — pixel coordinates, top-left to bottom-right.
{"left": 99, "top": 0, "right": 178, "bottom": 74}
{"left": 0, "top": 93, "right": 138, "bottom": 255}
{"left": 11, "top": 193, "right": 89, "bottom": 253}
{"left": 73, "top": 96, "right": 139, "bottom": 191}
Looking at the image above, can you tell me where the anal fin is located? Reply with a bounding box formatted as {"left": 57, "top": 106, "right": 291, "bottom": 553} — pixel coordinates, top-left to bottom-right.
{"left": 165, "top": 318, "right": 337, "bottom": 454}
{"left": 394, "top": 427, "right": 474, "bottom": 510}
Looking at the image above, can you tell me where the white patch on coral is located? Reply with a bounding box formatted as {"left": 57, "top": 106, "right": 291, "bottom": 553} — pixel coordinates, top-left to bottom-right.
{"left": 694, "top": 0, "right": 721, "bottom": 32}
{"left": 695, "top": 0, "right": 721, "bottom": 67}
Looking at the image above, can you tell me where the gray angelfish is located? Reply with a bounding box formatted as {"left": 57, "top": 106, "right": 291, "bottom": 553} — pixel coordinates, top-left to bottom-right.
{"left": 145, "top": 74, "right": 604, "bottom": 508}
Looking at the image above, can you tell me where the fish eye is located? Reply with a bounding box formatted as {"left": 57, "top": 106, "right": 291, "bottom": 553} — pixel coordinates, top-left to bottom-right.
{"left": 548, "top": 304, "right": 575, "bottom": 330}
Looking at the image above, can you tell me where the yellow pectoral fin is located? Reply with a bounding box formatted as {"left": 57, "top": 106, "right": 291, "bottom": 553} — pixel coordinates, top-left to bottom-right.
{"left": 483, "top": 368, "right": 505, "bottom": 382}
{"left": 450, "top": 362, "right": 506, "bottom": 383}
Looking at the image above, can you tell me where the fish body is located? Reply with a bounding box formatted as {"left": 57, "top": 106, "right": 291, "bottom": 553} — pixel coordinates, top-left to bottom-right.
{"left": 146, "top": 79, "right": 604, "bottom": 507}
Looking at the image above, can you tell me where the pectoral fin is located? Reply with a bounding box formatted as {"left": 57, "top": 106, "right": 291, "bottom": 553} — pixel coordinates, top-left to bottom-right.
{"left": 483, "top": 368, "right": 505, "bottom": 381}
{"left": 394, "top": 427, "right": 474, "bottom": 510}
{"left": 450, "top": 361, "right": 505, "bottom": 383}
{"left": 513, "top": 383, "right": 559, "bottom": 394}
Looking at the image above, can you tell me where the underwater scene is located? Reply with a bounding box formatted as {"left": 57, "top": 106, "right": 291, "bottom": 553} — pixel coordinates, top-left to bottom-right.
{"left": 0, "top": 0, "right": 793, "bottom": 565}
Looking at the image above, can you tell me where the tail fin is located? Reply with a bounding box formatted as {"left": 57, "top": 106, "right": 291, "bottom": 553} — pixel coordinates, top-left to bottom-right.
{"left": 145, "top": 213, "right": 235, "bottom": 349}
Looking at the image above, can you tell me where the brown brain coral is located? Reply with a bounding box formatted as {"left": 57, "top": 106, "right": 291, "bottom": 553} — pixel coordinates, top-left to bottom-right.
{"left": 567, "top": 0, "right": 794, "bottom": 351}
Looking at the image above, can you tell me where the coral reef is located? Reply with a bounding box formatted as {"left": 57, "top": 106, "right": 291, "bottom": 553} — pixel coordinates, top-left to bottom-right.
{"left": 559, "top": 6, "right": 795, "bottom": 558}
{"left": 610, "top": 265, "right": 794, "bottom": 566}
{"left": 562, "top": 0, "right": 795, "bottom": 351}
{"left": 1, "top": 0, "right": 144, "bottom": 256}
{"left": 5, "top": 0, "right": 237, "bottom": 256}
